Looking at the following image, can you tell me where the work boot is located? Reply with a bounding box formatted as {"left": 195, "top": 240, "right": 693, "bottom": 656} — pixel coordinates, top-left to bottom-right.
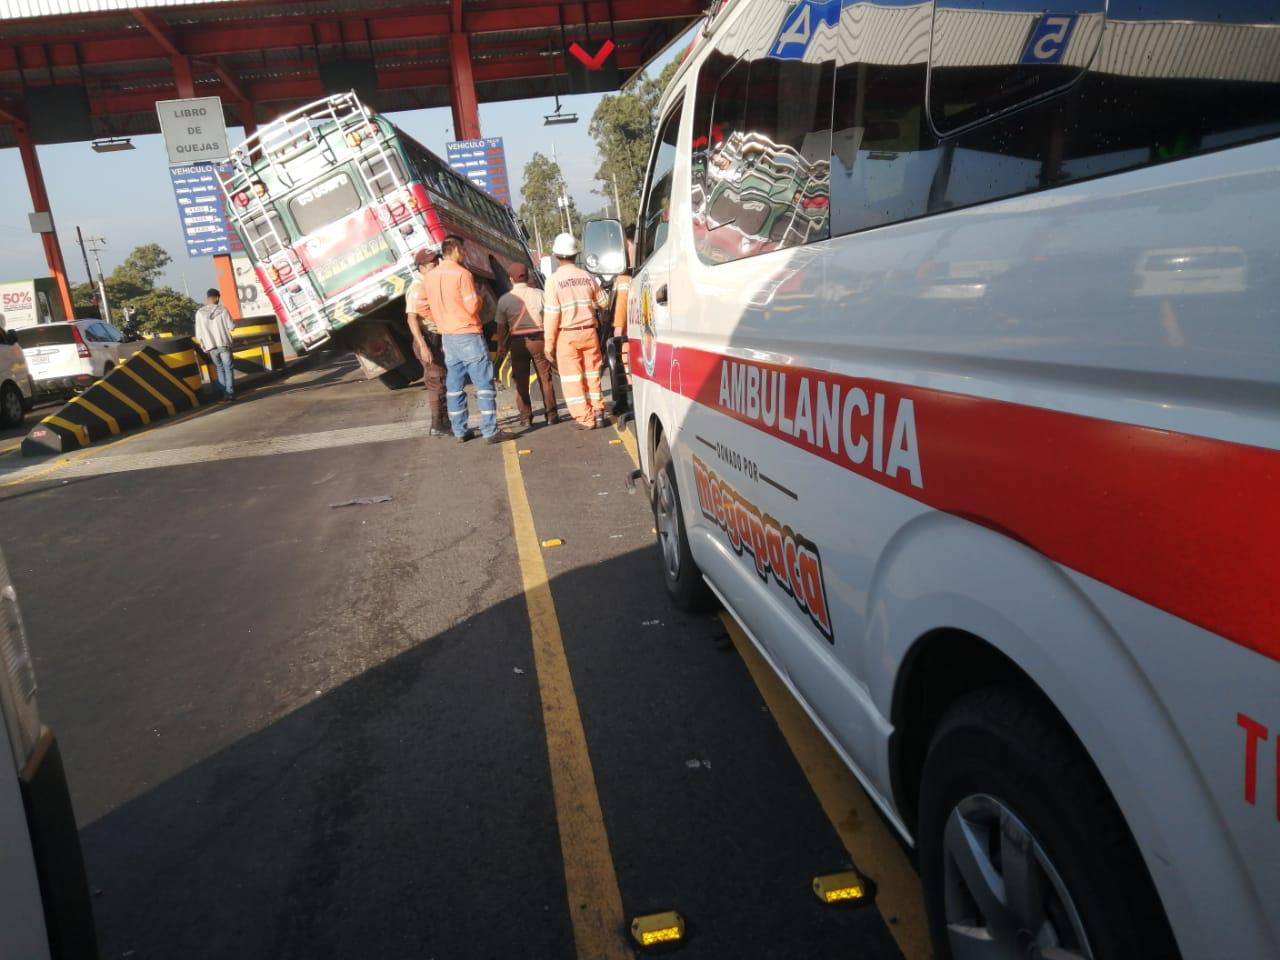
{"left": 485, "top": 429, "right": 516, "bottom": 445}
{"left": 594, "top": 412, "right": 609, "bottom": 430}
{"left": 546, "top": 412, "right": 561, "bottom": 426}
{"left": 428, "top": 417, "right": 448, "bottom": 438}
{"left": 455, "top": 428, "right": 476, "bottom": 444}
{"left": 576, "top": 421, "right": 597, "bottom": 431}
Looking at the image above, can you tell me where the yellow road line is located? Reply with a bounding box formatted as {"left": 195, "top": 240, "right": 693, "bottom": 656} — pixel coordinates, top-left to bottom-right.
{"left": 501, "top": 442, "right": 630, "bottom": 960}
{"left": 0, "top": 403, "right": 214, "bottom": 488}
{"left": 612, "top": 421, "right": 640, "bottom": 469}
{"left": 720, "top": 613, "right": 933, "bottom": 960}
{"left": 0, "top": 440, "right": 21, "bottom": 456}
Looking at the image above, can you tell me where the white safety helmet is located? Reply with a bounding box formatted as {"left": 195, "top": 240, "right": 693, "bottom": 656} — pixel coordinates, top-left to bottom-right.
{"left": 551, "top": 232, "right": 579, "bottom": 258}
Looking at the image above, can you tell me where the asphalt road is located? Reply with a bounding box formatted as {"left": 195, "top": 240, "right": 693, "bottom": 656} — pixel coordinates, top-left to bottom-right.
{"left": 0, "top": 355, "right": 921, "bottom": 960}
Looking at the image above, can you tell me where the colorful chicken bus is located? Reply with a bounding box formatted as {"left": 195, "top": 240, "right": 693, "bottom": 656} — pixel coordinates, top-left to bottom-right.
{"left": 220, "top": 93, "right": 536, "bottom": 386}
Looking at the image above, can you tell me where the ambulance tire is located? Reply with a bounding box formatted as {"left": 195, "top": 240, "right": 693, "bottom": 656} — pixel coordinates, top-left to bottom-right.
{"left": 652, "top": 436, "right": 715, "bottom": 612}
{"left": 918, "top": 685, "right": 1178, "bottom": 960}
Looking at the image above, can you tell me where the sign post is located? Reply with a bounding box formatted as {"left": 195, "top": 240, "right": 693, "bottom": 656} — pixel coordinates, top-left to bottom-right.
{"left": 156, "top": 97, "right": 242, "bottom": 320}
{"left": 154, "top": 97, "right": 230, "bottom": 165}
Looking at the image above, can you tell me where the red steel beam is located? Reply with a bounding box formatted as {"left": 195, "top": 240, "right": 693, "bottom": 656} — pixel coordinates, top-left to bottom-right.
{"left": 10, "top": 0, "right": 699, "bottom": 65}
{"left": 11, "top": 114, "right": 75, "bottom": 321}
{"left": 448, "top": 32, "right": 481, "bottom": 140}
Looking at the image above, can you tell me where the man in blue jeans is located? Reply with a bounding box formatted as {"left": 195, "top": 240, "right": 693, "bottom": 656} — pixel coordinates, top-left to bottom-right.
{"left": 193, "top": 288, "right": 237, "bottom": 402}
{"left": 420, "top": 237, "right": 514, "bottom": 444}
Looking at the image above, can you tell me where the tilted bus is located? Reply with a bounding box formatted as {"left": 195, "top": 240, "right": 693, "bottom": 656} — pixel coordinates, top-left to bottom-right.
{"left": 585, "top": 0, "right": 1280, "bottom": 957}
{"left": 220, "top": 93, "right": 536, "bottom": 387}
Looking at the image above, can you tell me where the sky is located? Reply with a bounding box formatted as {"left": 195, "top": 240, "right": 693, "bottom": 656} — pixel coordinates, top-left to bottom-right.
{"left": 0, "top": 34, "right": 690, "bottom": 295}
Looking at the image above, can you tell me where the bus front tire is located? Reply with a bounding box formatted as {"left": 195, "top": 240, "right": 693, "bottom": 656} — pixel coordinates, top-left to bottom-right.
{"left": 651, "top": 436, "right": 714, "bottom": 612}
{"left": 918, "top": 685, "right": 1179, "bottom": 960}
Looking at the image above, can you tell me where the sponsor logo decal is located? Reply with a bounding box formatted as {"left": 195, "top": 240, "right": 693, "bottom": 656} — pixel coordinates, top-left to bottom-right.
{"left": 639, "top": 285, "right": 658, "bottom": 378}
{"left": 693, "top": 454, "right": 833, "bottom": 641}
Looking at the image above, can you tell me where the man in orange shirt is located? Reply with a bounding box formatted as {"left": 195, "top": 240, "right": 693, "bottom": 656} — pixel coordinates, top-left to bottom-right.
{"left": 420, "top": 236, "right": 513, "bottom": 444}
{"left": 405, "top": 247, "right": 447, "bottom": 438}
{"left": 543, "top": 233, "right": 609, "bottom": 429}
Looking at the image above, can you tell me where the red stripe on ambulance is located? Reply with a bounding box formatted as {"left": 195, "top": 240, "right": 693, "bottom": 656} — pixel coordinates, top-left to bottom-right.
{"left": 634, "top": 341, "right": 1280, "bottom": 662}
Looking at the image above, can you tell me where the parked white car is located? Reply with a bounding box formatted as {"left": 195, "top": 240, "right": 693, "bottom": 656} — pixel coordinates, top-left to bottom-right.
{"left": 0, "top": 327, "right": 36, "bottom": 428}
{"left": 16, "top": 320, "right": 129, "bottom": 400}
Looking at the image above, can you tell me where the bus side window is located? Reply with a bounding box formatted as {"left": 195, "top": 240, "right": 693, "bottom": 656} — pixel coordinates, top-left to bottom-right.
{"left": 636, "top": 101, "right": 683, "bottom": 267}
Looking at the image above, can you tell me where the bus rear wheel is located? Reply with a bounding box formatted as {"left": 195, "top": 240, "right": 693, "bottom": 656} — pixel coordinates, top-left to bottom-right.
{"left": 651, "top": 436, "right": 714, "bottom": 612}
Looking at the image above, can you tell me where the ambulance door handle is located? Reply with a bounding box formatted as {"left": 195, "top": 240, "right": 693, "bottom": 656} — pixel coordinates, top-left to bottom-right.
{"left": 655, "top": 284, "right": 668, "bottom": 305}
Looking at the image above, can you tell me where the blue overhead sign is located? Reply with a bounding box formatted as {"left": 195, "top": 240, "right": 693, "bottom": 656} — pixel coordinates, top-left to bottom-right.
{"left": 445, "top": 138, "right": 512, "bottom": 206}
{"left": 168, "top": 162, "right": 241, "bottom": 258}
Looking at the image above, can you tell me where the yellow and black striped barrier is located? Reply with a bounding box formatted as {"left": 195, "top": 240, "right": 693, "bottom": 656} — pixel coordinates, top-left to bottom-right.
{"left": 22, "top": 344, "right": 201, "bottom": 456}
{"left": 232, "top": 317, "right": 285, "bottom": 374}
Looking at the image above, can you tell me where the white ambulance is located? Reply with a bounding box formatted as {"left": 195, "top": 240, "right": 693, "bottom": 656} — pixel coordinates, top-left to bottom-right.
{"left": 586, "top": 1, "right": 1279, "bottom": 957}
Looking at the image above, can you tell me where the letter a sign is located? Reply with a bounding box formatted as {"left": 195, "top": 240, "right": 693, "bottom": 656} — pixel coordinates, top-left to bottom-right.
{"left": 156, "top": 96, "right": 229, "bottom": 165}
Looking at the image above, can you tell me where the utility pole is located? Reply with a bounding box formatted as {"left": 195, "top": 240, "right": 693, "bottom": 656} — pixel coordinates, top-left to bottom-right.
{"left": 612, "top": 171, "right": 623, "bottom": 222}
{"left": 551, "top": 142, "right": 572, "bottom": 235}
{"left": 82, "top": 233, "right": 111, "bottom": 322}
{"left": 74, "top": 226, "right": 94, "bottom": 289}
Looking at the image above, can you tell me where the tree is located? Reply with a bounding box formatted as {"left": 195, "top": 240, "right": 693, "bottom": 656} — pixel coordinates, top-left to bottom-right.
{"left": 518, "top": 153, "right": 579, "bottom": 253}
{"left": 587, "top": 58, "right": 682, "bottom": 225}
{"left": 124, "top": 287, "right": 199, "bottom": 336}
{"left": 68, "top": 244, "right": 197, "bottom": 334}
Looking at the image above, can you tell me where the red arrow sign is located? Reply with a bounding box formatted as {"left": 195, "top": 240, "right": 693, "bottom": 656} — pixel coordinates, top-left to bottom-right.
{"left": 569, "top": 40, "right": 615, "bottom": 71}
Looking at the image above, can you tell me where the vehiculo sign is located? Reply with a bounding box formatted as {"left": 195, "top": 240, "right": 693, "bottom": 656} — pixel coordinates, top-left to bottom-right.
{"left": 155, "top": 96, "right": 229, "bottom": 165}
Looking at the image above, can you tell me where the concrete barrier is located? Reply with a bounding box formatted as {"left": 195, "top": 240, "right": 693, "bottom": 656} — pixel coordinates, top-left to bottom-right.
{"left": 22, "top": 344, "right": 201, "bottom": 456}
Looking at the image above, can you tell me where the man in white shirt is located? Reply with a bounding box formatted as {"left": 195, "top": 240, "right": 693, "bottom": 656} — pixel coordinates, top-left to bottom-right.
{"left": 194, "top": 288, "right": 237, "bottom": 401}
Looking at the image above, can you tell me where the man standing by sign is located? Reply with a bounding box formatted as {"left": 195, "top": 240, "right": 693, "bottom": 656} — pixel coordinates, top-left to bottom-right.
{"left": 195, "top": 288, "right": 237, "bottom": 402}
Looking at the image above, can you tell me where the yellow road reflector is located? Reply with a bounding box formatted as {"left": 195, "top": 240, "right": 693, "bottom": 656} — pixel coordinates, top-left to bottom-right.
{"left": 541, "top": 538, "right": 564, "bottom": 548}
{"left": 609, "top": 438, "right": 622, "bottom": 445}
{"left": 813, "top": 871, "right": 867, "bottom": 904}
{"left": 518, "top": 448, "right": 532, "bottom": 455}
{"left": 631, "top": 911, "right": 685, "bottom": 947}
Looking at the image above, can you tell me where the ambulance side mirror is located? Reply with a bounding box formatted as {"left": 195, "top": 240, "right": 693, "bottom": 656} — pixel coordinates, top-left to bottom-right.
{"left": 583, "top": 219, "right": 626, "bottom": 277}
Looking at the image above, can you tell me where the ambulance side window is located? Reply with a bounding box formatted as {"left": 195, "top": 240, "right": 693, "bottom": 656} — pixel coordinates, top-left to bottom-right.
{"left": 635, "top": 99, "right": 683, "bottom": 267}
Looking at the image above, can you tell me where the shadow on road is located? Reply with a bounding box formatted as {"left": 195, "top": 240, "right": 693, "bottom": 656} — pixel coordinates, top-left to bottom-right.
{"left": 74, "top": 547, "right": 903, "bottom": 960}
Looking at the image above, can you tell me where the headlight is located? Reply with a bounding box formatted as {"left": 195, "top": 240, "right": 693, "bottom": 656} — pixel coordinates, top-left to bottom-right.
{"left": 0, "top": 548, "right": 40, "bottom": 772}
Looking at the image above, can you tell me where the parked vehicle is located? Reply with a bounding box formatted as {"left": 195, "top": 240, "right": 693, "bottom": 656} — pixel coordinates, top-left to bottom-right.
{"left": 0, "top": 547, "right": 97, "bottom": 958}
{"left": 0, "top": 326, "right": 35, "bottom": 428}
{"left": 586, "top": 1, "right": 1280, "bottom": 958}
{"left": 220, "top": 93, "right": 537, "bottom": 388}
{"left": 16, "top": 320, "right": 128, "bottom": 399}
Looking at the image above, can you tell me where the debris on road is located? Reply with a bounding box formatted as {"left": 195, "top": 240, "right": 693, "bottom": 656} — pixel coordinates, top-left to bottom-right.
{"left": 513, "top": 667, "right": 525, "bottom": 675}
{"left": 541, "top": 538, "right": 564, "bottom": 548}
{"left": 330, "top": 495, "right": 392, "bottom": 508}
{"left": 684, "top": 758, "right": 712, "bottom": 770}
{"left": 642, "top": 619, "right": 662, "bottom": 626}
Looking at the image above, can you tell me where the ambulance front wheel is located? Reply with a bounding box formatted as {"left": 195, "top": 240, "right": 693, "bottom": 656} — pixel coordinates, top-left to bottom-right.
{"left": 651, "top": 436, "right": 714, "bottom": 612}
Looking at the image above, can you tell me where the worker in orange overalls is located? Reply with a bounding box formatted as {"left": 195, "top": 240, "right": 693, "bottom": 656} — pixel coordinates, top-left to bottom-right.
{"left": 544, "top": 233, "right": 609, "bottom": 430}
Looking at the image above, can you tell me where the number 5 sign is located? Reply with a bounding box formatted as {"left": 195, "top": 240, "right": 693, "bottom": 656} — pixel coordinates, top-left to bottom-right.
{"left": 1020, "top": 13, "right": 1078, "bottom": 65}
